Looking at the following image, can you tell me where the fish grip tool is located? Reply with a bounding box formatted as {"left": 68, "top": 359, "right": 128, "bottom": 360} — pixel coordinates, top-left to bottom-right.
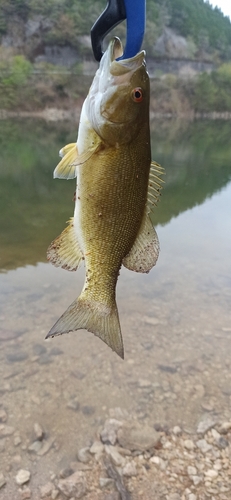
{"left": 91, "top": 0, "right": 146, "bottom": 61}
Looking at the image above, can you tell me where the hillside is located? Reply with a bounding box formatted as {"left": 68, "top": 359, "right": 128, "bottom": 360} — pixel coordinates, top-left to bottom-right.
{"left": 1, "top": 0, "right": 231, "bottom": 114}
{"left": 1, "top": 0, "right": 231, "bottom": 64}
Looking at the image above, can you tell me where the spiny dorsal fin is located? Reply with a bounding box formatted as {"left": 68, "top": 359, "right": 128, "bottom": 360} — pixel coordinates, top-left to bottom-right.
{"left": 47, "top": 218, "right": 83, "bottom": 271}
{"left": 122, "top": 207, "right": 159, "bottom": 273}
{"left": 147, "top": 161, "right": 165, "bottom": 212}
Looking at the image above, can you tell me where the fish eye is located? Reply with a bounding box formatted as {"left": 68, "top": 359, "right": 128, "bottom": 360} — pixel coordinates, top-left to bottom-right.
{"left": 131, "top": 87, "right": 143, "bottom": 102}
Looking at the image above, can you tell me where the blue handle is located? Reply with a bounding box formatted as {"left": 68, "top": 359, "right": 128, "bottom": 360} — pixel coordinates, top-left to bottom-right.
{"left": 120, "top": 0, "right": 146, "bottom": 59}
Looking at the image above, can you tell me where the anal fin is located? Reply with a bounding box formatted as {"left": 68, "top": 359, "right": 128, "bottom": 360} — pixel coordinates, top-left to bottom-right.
{"left": 122, "top": 208, "right": 159, "bottom": 273}
{"left": 47, "top": 218, "right": 83, "bottom": 271}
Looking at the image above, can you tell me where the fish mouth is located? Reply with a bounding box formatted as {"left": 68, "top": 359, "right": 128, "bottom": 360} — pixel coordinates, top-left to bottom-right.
{"left": 103, "top": 37, "right": 146, "bottom": 78}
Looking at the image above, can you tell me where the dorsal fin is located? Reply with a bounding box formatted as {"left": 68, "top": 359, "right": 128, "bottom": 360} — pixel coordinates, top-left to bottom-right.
{"left": 147, "top": 161, "right": 165, "bottom": 212}
{"left": 47, "top": 218, "right": 83, "bottom": 271}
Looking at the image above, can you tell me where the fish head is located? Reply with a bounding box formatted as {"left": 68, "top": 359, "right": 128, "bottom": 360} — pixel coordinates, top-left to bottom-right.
{"left": 86, "top": 37, "right": 150, "bottom": 145}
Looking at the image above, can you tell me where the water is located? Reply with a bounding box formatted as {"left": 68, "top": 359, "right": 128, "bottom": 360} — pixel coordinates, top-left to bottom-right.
{"left": 0, "top": 117, "right": 231, "bottom": 494}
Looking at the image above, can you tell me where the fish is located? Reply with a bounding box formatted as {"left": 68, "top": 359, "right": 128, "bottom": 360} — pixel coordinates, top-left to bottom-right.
{"left": 46, "top": 37, "right": 164, "bottom": 359}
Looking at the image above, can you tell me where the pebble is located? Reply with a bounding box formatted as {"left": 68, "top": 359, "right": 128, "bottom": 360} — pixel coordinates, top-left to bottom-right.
{"left": 187, "top": 465, "right": 197, "bottom": 476}
{"left": 0, "top": 424, "right": 15, "bottom": 437}
{"left": 27, "top": 440, "right": 42, "bottom": 453}
{"left": 204, "top": 469, "right": 218, "bottom": 479}
{"left": 122, "top": 460, "right": 137, "bottom": 477}
{"left": 58, "top": 471, "right": 87, "bottom": 498}
{"left": 14, "top": 436, "right": 22, "bottom": 446}
{"left": 67, "top": 398, "right": 80, "bottom": 411}
{"left": 105, "top": 445, "right": 125, "bottom": 466}
{"left": 117, "top": 422, "right": 160, "bottom": 451}
{"left": 77, "top": 447, "right": 91, "bottom": 463}
{"left": 15, "top": 469, "right": 31, "bottom": 485}
{"left": 0, "top": 472, "right": 6, "bottom": 488}
{"left": 0, "top": 409, "right": 7, "bottom": 423}
{"left": 197, "top": 417, "right": 216, "bottom": 434}
{"left": 34, "top": 422, "right": 44, "bottom": 440}
{"left": 6, "top": 350, "right": 28, "bottom": 362}
{"left": 81, "top": 405, "right": 95, "bottom": 416}
{"left": 100, "top": 419, "right": 123, "bottom": 445}
{"left": 19, "top": 487, "right": 31, "bottom": 499}
{"left": 40, "top": 481, "right": 54, "bottom": 498}
{"left": 219, "top": 421, "right": 231, "bottom": 434}
{"left": 37, "top": 437, "right": 55, "bottom": 456}
{"left": 183, "top": 439, "right": 195, "bottom": 450}
{"left": 196, "top": 439, "right": 212, "bottom": 453}
{"left": 99, "top": 477, "right": 115, "bottom": 488}
{"left": 90, "top": 440, "right": 104, "bottom": 455}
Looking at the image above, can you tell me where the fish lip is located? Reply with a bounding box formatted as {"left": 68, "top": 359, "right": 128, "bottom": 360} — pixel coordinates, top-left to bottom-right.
{"left": 102, "top": 37, "right": 146, "bottom": 76}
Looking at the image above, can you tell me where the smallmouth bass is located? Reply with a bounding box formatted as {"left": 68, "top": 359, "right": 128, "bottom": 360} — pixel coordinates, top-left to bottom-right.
{"left": 46, "top": 37, "right": 164, "bottom": 359}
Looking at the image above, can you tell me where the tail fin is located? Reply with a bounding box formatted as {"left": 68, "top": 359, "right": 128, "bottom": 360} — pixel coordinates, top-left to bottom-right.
{"left": 46, "top": 296, "right": 124, "bottom": 359}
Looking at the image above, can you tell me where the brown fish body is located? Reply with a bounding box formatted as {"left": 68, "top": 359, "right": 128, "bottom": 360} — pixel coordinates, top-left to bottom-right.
{"left": 46, "top": 38, "right": 164, "bottom": 358}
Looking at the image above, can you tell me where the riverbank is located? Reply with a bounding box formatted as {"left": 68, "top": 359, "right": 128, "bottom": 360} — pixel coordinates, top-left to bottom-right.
{"left": 1, "top": 107, "right": 231, "bottom": 122}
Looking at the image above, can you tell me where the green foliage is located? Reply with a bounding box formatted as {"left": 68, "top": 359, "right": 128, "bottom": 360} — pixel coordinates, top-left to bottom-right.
{"left": 193, "top": 64, "right": 231, "bottom": 112}
{"left": 0, "top": 53, "right": 32, "bottom": 107}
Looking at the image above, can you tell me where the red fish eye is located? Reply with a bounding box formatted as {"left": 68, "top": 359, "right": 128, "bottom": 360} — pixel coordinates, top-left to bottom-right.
{"left": 132, "top": 87, "right": 143, "bottom": 102}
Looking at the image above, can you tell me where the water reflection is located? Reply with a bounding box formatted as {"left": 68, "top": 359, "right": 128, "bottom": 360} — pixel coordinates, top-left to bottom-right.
{"left": 1, "top": 118, "right": 231, "bottom": 270}
{"left": 0, "top": 117, "right": 231, "bottom": 498}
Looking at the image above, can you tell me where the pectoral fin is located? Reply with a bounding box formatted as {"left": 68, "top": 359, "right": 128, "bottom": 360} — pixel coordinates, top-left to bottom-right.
{"left": 122, "top": 208, "right": 159, "bottom": 273}
{"left": 47, "top": 218, "right": 83, "bottom": 271}
{"left": 54, "top": 141, "right": 104, "bottom": 179}
{"left": 54, "top": 145, "right": 78, "bottom": 179}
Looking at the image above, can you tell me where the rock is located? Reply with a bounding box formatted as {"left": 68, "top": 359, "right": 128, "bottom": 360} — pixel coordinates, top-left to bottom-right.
{"left": 117, "top": 422, "right": 160, "bottom": 451}
{"left": 40, "top": 481, "right": 54, "bottom": 498}
{"left": 183, "top": 439, "right": 195, "bottom": 451}
{"left": 0, "top": 472, "right": 6, "bottom": 488}
{"left": 59, "top": 468, "right": 74, "bottom": 479}
{"left": 191, "top": 475, "right": 202, "bottom": 486}
{"left": 50, "top": 347, "right": 63, "bottom": 356}
{"left": 105, "top": 445, "right": 125, "bottom": 466}
{"left": 37, "top": 437, "right": 55, "bottom": 456}
{"left": 187, "top": 466, "right": 197, "bottom": 476}
{"left": 100, "top": 419, "right": 123, "bottom": 445}
{"left": 33, "top": 343, "right": 47, "bottom": 355}
{"left": 138, "top": 379, "right": 152, "bottom": 388}
{"left": 19, "top": 487, "right": 31, "bottom": 499}
{"left": 67, "top": 399, "right": 80, "bottom": 411}
{"left": 15, "top": 469, "right": 31, "bottom": 485}
{"left": 204, "top": 469, "right": 218, "bottom": 480}
{"left": 51, "top": 489, "right": 59, "bottom": 499}
{"left": 34, "top": 422, "right": 44, "bottom": 441}
{"left": 58, "top": 471, "right": 86, "bottom": 498}
{"left": 82, "top": 405, "right": 95, "bottom": 416}
{"left": 14, "top": 436, "right": 22, "bottom": 446}
{"left": 90, "top": 441, "right": 104, "bottom": 455}
{"left": 188, "top": 495, "right": 197, "bottom": 500}
{"left": 99, "top": 477, "right": 115, "bottom": 488}
{"left": 0, "top": 424, "right": 15, "bottom": 437}
{"left": 77, "top": 447, "right": 91, "bottom": 463}
{"left": 149, "top": 456, "right": 167, "bottom": 470}
{"left": 197, "top": 416, "right": 216, "bottom": 434}
{"left": 6, "top": 350, "right": 28, "bottom": 362}
{"left": 219, "top": 421, "right": 231, "bottom": 434}
{"left": 168, "top": 494, "right": 181, "bottom": 500}
{"left": 196, "top": 439, "right": 212, "bottom": 453}
{"left": 0, "top": 409, "right": 7, "bottom": 423}
{"left": 28, "top": 440, "right": 42, "bottom": 453}
{"left": 122, "top": 461, "right": 137, "bottom": 477}
{"left": 172, "top": 426, "right": 182, "bottom": 435}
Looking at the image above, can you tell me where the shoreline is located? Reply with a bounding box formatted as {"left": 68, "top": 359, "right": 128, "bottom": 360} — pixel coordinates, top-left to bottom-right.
{"left": 1, "top": 108, "right": 231, "bottom": 122}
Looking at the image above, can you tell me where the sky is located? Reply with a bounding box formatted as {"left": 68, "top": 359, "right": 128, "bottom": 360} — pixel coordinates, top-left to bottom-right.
{"left": 208, "top": 0, "right": 231, "bottom": 20}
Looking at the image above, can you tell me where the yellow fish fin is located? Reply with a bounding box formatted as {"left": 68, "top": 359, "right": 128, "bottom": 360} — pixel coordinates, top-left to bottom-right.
{"left": 54, "top": 145, "right": 78, "bottom": 179}
{"left": 47, "top": 218, "right": 83, "bottom": 271}
{"left": 59, "top": 143, "right": 76, "bottom": 158}
{"left": 54, "top": 141, "right": 104, "bottom": 179}
{"left": 122, "top": 207, "right": 159, "bottom": 273}
{"left": 46, "top": 296, "right": 124, "bottom": 359}
{"left": 147, "top": 161, "right": 165, "bottom": 211}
